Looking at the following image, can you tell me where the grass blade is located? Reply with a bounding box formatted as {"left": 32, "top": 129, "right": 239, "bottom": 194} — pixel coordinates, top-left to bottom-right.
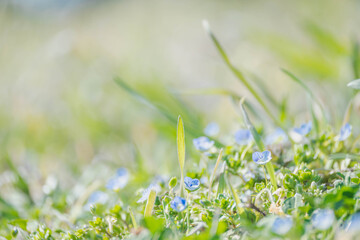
{"left": 208, "top": 148, "right": 223, "bottom": 199}
{"left": 177, "top": 116, "right": 186, "bottom": 197}
{"left": 239, "top": 99, "right": 277, "bottom": 189}
{"left": 114, "top": 77, "right": 223, "bottom": 147}
{"left": 239, "top": 99, "right": 264, "bottom": 151}
{"left": 282, "top": 69, "right": 326, "bottom": 122}
{"left": 226, "top": 174, "right": 244, "bottom": 215}
{"left": 144, "top": 190, "right": 157, "bottom": 217}
{"left": 203, "top": 20, "right": 280, "bottom": 126}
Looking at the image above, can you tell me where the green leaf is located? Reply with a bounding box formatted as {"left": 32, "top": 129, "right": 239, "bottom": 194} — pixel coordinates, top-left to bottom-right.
{"left": 177, "top": 115, "right": 185, "bottom": 197}
{"left": 143, "top": 216, "right": 165, "bottom": 235}
{"left": 347, "top": 79, "right": 360, "bottom": 90}
{"left": 9, "top": 219, "right": 27, "bottom": 231}
{"left": 282, "top": 197, "right": 295, "bottom": 214}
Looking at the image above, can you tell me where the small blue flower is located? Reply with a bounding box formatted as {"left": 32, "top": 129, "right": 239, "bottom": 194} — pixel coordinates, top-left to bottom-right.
{"left": 193, "top": 136, "right": 214, "bottom": 151}
{"left": 170, "top": 196, "right": 187, "bottom": 212}
{"left": 234, "top": 129, "right": 252, "bottom": 145}
{"left": 265, "top": 128, "right": 288, "bottom": 145}
{"left": 204, "top": 122, "right": 219, "bottom": 137}
{"left": 312, "top": 209, "right": 335, "bottom": 230}
{"left": 84, "top": 191, "right": 108, "bottom": 210}
{"left": 252, "top": 150, "right": 272, "bottom": 165}
{"left": 272, "top": 216, "right": 293, "bottom": 235}
{"left": 339, "top": 123, "right": 352, "bottom": 141}
{"left": 106, "top": 168, "right": 129, "bottom": 191}
{"left": 184, "top": 177, "right": 200, "bottom": 191}
{"left": 293, "top": 121, "right": 312, "bottom": 136}
{"left": 88, "top": 191, "right": 108, "bottom": 204}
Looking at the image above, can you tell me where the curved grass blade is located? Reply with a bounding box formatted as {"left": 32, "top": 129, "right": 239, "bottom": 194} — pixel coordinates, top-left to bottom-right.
{"left": 239, "top": 99, "right": 277, "bottom": 189}
{"left": 114, "top": 77, "right": 223, "bottom": 147}
{"left": 203, "top": 20, "right": 280, "bottom": 126}
{"left": 177, "top": 116, "right": 186, "bottom": 197}
{"left": 282, "top": 69, "right": 327, "bottom": 123}
{"left": 239, "top": 99, "right": 264, "bottom": 151}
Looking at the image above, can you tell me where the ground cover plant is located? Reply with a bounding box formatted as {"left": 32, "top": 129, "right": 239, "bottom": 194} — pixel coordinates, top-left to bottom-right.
{"left": 2, "top": 19, "right": 360, "bottom": 240}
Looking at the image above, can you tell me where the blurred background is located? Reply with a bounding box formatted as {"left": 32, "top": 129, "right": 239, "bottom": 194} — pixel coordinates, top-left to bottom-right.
{"left": 1, "top": 0, "right": 360, "bottom": 212}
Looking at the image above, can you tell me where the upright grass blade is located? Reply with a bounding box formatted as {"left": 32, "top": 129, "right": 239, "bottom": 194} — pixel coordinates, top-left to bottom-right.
{"left": 239, "top": 99, "right": 277, "bottom": 189}
{"left": 177, "top": 116, "right": 186, "bottom": 197}
{"left": 203, "top": 20, "right": 281, "bottom": 127}
{"left": 217, "top": 162, "right": 227, "bottom": 195}
{"left": 129, "top": 207, "right": 137, "bottom": 229}
{"left": 208, "top": 148, "right": 223, "bottom": 199}
{"left": 144, "top": 190, "right": 156, "bottom": 217}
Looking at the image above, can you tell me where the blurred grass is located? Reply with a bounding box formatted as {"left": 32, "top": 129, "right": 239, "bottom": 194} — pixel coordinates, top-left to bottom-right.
{"left": 0, "top": 0, "right": 360, "bottom": 218}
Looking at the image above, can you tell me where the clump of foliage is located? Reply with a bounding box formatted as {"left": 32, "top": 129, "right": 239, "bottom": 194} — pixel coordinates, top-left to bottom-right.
{"left": 2, "top": 21, "right": 360, "bottom": 240}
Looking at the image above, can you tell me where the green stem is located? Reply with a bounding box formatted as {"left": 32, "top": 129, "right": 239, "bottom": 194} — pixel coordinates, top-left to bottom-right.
{"left": 262, "top": 165, "right": 268, "bottom": 186}
{"left": 265, "top": 162, "right": 277, "bottom": 190}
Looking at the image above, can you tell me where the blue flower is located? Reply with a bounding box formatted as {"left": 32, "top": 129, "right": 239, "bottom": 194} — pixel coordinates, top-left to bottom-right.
{"left": 339, "top": 123, "right": 352, "bottom": 141}
{"left": 170, "top": 196, "right": 187, "bottom": 212}
{"left": 106, "top": 168, "right": 129, "bottom": 191}
{"left": 312, "top": 209, "right": 335, "bottom": 230}
{"left": 252, "top": 150, "right": 272, "bottom": 165}
{"left": 272, "top": 216, "right": 293, "bottom": 235}
{"left": 265, "top": 128, "right": 288, "bottom": 145}
{"left": 88, "top": 191, "right": 108, "bottom": 204}
{"left": 84, "top": 191, "right": 108, "bottom": 210}
{"left": 293, "top": 121, "right": 312, "bottom": 136}
{"left": 184, "top": 177, "right": 200, "bottom": 191}
{"left": 234, "top": 129, "right": 252, "bottom": 145}
{"left": 204, "top": 122, "right": 219, "bottom": 137}
{"left": 193, "top": 136, "right": 214, "bottom": 151}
